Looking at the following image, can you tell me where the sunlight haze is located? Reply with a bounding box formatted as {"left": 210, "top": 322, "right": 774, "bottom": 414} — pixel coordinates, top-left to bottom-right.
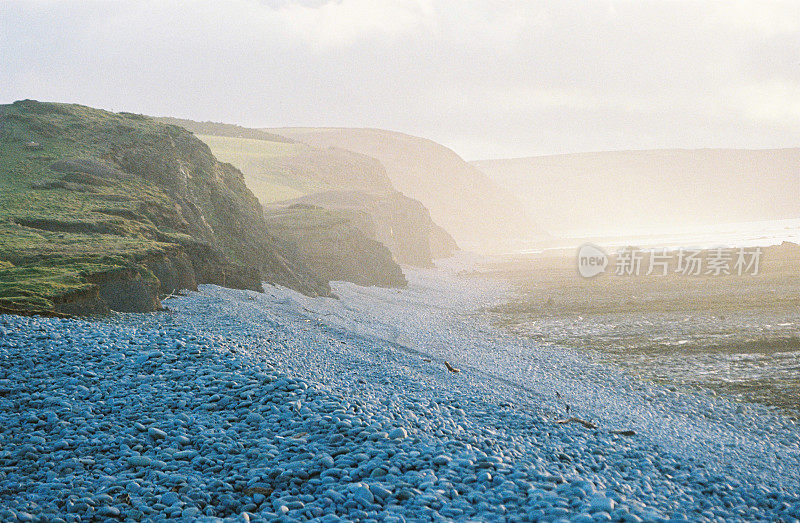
{"left": 3, "top": 0, "right": 800, "bottom": 160}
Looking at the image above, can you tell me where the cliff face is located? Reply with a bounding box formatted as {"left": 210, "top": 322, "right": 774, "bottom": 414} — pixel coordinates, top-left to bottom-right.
{"left": 270, "top": 128, "right": 546, "bottom": 252}
{"left": 277, "top": 190, "right": 458, "bottom": 267}
{"left": 191, "top": 128, "right": 459, "bottom": 266}
{"left": 429, "top": 223, "right": 460, "bottom": 259}
{"left": 264, "top": 205, "right": 407, "bottom": 288}
{"left": 105, "top": 127, "right": 327, "bottom": 295}
{"left": 0, "top": 100, "right": 329, "bottom": 315}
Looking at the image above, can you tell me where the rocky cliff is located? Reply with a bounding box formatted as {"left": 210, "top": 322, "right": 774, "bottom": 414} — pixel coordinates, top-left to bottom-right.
{"left": 270, "top": 127, "right": 546, "bottom": 252}
{"left": 274, "top": 190, "right": 455, "bottom": 267}
{"left": 264, "top": 204, "right": 407, "bottom": 288}
{"left": 187, "top": 126, "right": 459, "bottom": 266}
{"left": 0, "top": 100, "right": 329, "bottom": 315}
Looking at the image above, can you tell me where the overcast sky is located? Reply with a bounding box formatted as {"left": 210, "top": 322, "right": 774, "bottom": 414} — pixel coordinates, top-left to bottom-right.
{"left": 2, "top": 1, "right": 799, "bottom": 159}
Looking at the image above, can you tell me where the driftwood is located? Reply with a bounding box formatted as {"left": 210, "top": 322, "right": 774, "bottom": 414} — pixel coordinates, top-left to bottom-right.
{"left": 161, "top": 290, "right": 186, "bottom": 300}
{"left": 444, "top": 361, "right": 460, "bottom": 373}
{"left": 553, "top": 417, "right": 636, "bottom": 436}
{"left": 554, "top": 417, "right": 597, "bottom": 429}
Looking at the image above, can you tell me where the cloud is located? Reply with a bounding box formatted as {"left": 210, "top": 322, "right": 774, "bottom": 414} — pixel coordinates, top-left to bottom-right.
{"left": 1, "top": 0, "right": 799, "bottom": 159}
{"left": 273, "top": 0, "right": 437, "bottom": 46}
{"left": 710, "top": 0, "right": 800, "bottom": 37}
{"left": 728, "top": 81, "right": 800, "bottom": 122}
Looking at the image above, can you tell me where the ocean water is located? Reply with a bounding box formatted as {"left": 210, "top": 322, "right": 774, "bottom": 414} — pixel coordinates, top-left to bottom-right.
{"left": 511, "top": 217, "right": 800, "bottom": 254}
{"left": 492, "top": 217, "right": 800, "bottom": 416}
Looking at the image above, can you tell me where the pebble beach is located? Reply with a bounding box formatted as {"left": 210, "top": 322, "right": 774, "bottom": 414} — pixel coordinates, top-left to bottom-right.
{"left": 1, "top": 259, "right": 799, "bottom": 522}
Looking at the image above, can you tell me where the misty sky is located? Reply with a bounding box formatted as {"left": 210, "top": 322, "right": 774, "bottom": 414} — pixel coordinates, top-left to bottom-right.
{"left": 2, "top": 1, "right": 799, "bottom": 160}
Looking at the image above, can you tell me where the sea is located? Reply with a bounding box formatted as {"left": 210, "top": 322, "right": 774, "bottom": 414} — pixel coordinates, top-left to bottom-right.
{"left": 489, "top": 217, "right": 800, "bottom": 417}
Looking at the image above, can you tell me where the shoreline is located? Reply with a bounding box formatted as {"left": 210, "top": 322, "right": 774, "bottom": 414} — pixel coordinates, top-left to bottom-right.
{"left": 484, "top": 245, "right": 800, "bottom": 419}
{"left": 160, "top": 261, "right": 800, "bottom": 488}
{"left": 2, "top": 260, "right": 800, "bottom": 520}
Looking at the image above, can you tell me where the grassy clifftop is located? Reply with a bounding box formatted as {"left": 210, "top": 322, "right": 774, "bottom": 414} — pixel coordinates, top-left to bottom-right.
{"left": 156, "top": 117, "right": 395, "bottom": 201}
{"left": 0, "top": 100, "right": 328, "bottom": 314}
{"left": 194, "top": 135, "right": 326, "bottom": 202}
{"left": 195, "top": 134, "right": 395, "bottom": 202}
{"left": 156, "top": 117, "right": 294, "bottom": 144}
{"left": 175, "top": 123, "right": 458, "bottom": 266}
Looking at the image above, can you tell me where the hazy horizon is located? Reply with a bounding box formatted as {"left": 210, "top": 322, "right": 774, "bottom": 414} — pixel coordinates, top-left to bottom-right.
{"left": 475, "top": 148, "right": 800, "bottom": 239}
{"left": 3, "top": 1, "right": 800, "bottom": 160}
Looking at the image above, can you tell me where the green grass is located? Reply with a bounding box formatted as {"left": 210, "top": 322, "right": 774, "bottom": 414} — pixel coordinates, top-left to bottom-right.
{"left": 0, "top": 265, "right": 94, "bottom": 311}
{"left": 0, "top": 100, "right": 202, "bottom": 312}
{"left": 265, "top": 205, "right": 361, "bottom": 231}
{"left": 196, "top": 134, "right": 302, "bottom": 159}
{"left": 0, "top": 219, "right": 174, "bottom": 312}
{"left": 155, "top": 118, "right": 294, "bottom": 143}
{"left": 197, "top": 134, "right": 330, "bottom": 203}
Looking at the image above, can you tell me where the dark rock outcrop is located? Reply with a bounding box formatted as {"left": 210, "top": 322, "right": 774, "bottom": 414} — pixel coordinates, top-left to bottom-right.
{"left": 142, "top": 251, "right": 198, "bottom": 296}
{"left": 274, "top": 190, "right": 458, "bottom": 267}
{"left": 264, "top": 205, "right": 407, "bottom": 288}
{"left": 50, "top": 286, "right": 110, "bottom": 317}
{"left": 90, "top": 268, "right": 162, "bottom": 313}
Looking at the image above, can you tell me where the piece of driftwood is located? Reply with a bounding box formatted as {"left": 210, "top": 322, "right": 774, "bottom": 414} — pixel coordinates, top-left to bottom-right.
{"left": 161, "top": 290, "right": 187, "bottom": 301}
{"left": 444, "top": 361, "right": 460, "bottom": 373}
{"left": 554, "top": 417, "right": 597, "bottom": 429}
{"left": 553, "top": 418, "right": 636, "bottom": 436}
